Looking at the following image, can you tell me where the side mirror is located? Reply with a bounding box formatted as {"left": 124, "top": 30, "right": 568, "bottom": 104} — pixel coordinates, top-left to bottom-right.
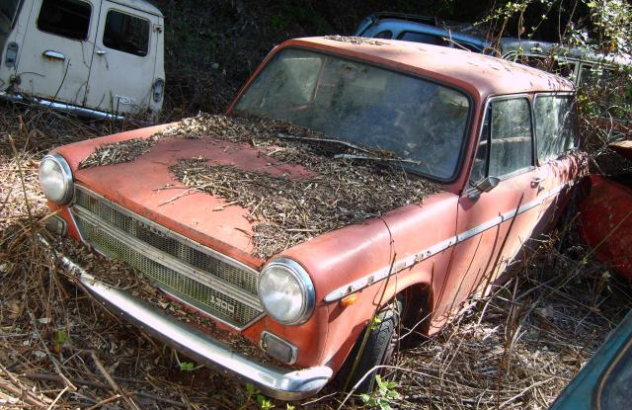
{"left": 468, "top": 176, "right": 500, "bottom": 201}
{"left": 476, "top": 176, "right": 500, "bottom": 193}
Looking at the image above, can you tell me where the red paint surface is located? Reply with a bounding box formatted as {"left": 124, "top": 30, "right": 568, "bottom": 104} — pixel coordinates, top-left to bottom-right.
{"left": 579, "top": 175, "right": 632, "bottom": 280}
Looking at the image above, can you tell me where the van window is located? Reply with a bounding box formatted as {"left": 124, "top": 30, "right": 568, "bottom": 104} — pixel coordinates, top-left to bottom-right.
{"left": 1, "top": 0, "right": 21, "bottom": 25}
{"left": 535, "top": 95, "right": 576, "bottom": 162}
{"left": 103, "top": 10, "right": 150, "bottom": 57}
{"left": 37, "top": 0, "right": 91, "bottom": 40}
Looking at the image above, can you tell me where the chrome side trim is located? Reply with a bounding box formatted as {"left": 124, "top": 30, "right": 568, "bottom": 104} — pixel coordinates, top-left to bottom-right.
{"left": 324, "top": 182, "right": 571, "bottom": 302}
{"left": 42, "top": 242, "right": 332, "bottom": 401}
{"left": 0, "top": 91, "right": 126, "bottom": 120}
{"left": 73, "top": 206, "right": 263, "bottom": 311}
{"left": 73, "top": 186, "right": 259, "bottom": 277}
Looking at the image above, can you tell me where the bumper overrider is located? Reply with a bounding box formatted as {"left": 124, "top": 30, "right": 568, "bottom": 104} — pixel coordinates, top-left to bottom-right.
{"left": 47, "top": 241, "right": 332, "bottom": 401}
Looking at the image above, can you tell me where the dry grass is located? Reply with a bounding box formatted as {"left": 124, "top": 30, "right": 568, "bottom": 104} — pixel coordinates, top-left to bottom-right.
{"left": 0, "top": 103, "right": 631, "bottom": 409}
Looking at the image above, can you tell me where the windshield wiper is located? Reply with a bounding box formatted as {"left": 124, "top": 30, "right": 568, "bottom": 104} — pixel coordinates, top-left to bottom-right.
{"left": 333, "top": 153, "right": 421, "bottom": 165}
{"left": 276, "top": 133, "right": 374, "bottom": 155}
{"left": 275, "top": 132, "right": 420, "bottom": 165}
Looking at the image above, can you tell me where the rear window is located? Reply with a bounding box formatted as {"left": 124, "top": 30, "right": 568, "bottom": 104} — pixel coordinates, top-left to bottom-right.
{"left": 103, "top": 10, "right": 150, "bottom": 57}
{"left": 37, "top": 0, "right": 91, "bottom": 40}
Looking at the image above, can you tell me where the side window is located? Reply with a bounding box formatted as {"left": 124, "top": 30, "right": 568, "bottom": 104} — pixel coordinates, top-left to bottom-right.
{"left": 1, "top": 0, "right": 22, "bottom": 26}
{"left": 374, "top": 30, "right": 393, "bottom": 39}
{"left": 37, "top": 0, "right": 91, "bottom": 40}
{"left": 103, "top": 10, "right": 150, "bottom": 57}
{"left": 535, "top": 95, "right": 576, "bottom": 162}
{"left": 399, "top": 31, "right": 443, "bottom": 46}
{"left": 489, "top": 99, "right": 533, "bottom": 177}
{"left": 470, "top": 98, "right": 533, "bottom": 186}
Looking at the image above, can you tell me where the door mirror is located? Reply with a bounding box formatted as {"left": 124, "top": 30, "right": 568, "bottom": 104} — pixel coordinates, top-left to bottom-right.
{"left": 476, "top": 176, "right": 500, "bottom": 193}
{"left": 468, "top": 176, "right": 500, "bottom": 201}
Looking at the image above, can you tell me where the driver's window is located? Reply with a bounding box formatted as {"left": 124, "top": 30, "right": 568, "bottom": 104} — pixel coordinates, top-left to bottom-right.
{"left": 469, "top": 97, "right": 534, "bottom": 187}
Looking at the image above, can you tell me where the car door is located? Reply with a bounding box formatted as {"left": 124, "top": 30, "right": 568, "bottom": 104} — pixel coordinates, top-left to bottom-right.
{"left": 14, "top": 0, "right": 99, "bottom": 105}
{"left": 85, "top": 3, "right": 158, "bottom": 115}
{"left": 434, "top": 95, "right": 547, "bottom": 317}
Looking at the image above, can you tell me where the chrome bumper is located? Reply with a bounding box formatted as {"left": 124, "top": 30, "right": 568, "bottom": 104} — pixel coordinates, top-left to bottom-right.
{"left": 55, "top": 250, "right": 332, "bottom": 400}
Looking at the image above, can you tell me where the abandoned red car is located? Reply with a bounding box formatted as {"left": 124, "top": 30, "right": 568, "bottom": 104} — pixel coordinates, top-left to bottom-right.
{"left": 39, "top": 36, "right": 586, "bottom": 399}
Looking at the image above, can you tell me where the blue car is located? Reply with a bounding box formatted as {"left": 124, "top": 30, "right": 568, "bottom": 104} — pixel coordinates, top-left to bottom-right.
{"left": 354, "top": 12, "right": 491, "bottom": 53}
{"left": 549, "top": 309, "right": 632, "bottom": 410}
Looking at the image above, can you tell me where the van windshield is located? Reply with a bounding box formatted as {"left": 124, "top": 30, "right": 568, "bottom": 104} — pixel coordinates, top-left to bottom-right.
{"left": 0, "top": 0, "right": 21, "bottom": 24}
{"left": 234, "top": 48, "right": 471, "bottom": 180}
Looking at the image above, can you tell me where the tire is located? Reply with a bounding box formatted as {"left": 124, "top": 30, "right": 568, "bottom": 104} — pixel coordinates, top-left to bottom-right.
{"left": 339, "top": 299, "right": 402, "bottom": 393}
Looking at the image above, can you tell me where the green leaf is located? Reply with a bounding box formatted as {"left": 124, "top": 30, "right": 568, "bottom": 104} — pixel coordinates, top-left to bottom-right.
{"left": 256, "top": 394, "right": 275, "bottom": 410}
{"left": 178, "top": 361, "right": 196, "bottom": 371}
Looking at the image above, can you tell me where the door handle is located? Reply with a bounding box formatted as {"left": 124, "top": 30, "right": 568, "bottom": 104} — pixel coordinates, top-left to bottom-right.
{"left": 43, "top": 50, "right": 65, "bottom": 61}
{"left": 96, "top": 49, "right": 107, "bottom": 56}
{"left": 531, "top": 176, "right": 546, "bottom": 185}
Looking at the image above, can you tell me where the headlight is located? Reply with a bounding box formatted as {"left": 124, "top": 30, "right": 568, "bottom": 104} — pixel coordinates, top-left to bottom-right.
{"left": 258, "top": 258, "right": 315, "bottom": 325}
{"left": 39, "top": 153, "right": 74, "bottom": 205}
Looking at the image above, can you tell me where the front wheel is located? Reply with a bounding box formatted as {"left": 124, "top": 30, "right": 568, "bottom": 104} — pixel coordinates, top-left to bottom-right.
{"left": 339, "top": 299, "right": 402, "bottom": 393}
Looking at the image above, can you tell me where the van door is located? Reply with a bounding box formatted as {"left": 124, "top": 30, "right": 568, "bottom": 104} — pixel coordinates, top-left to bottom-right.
{"left": 14, "top": 0, "right": 99, "bottom": 105}
{"left": 85, "top": 3, "right": 158, "bottom": 116}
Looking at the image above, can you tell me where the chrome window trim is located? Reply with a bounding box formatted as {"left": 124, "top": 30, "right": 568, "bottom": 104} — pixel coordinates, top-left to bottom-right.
{"left": 324, "top": 181, "right": 572, "bottom": 302}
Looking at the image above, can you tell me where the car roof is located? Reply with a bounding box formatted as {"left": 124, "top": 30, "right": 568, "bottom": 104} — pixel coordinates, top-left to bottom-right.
{"left": 106, "top": 0, "right": 162, "bottom": 17}
{"left": 283, "top": 36, "right": 575, "bottom": 98}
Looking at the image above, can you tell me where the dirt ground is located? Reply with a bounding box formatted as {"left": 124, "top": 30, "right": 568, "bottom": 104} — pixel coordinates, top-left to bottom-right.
{"left": 0, "top": 100, "right": 631, "bottom": 409}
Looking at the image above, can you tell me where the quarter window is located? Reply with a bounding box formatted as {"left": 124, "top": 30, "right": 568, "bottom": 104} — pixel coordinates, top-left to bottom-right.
{"left": 37, "top": 0, "right": 91, "bottom": 40}
{"left": 103, "top": 10, "right": 150, "bottom": 57}
{"left": 535, "top": 95, "right": 576, "bottom": 162}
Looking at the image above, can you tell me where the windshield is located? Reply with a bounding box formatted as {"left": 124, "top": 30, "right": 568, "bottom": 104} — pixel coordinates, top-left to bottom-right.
{"left": 234, "top": 48, "right": 471, "bottom": 180}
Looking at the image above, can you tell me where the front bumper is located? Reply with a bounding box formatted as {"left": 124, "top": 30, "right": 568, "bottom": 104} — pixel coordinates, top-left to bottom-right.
{"left": 53, "top": 247, "right": 332, "bottom": 401}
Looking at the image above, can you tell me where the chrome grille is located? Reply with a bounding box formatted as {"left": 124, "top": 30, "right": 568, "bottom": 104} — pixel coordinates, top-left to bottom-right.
{"left": 72, "top": 187, "right": 263, "bottom": 329}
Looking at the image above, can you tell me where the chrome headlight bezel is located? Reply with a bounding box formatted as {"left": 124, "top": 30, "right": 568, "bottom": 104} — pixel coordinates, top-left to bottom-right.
{"left": 258, "top": 258, "right": 315, "bottom": 326}
{"left": 39, "top": 152, "right": 74, "bottom": 205}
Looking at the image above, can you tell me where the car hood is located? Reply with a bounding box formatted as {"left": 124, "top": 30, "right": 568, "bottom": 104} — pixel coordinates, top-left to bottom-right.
{"left": 56, "top": 125, "right": 315, "bottom": 268}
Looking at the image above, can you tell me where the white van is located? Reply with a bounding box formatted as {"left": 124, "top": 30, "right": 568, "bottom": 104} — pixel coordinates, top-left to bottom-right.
{"left": 0, "top": 0, "right": 165, "bottom": 119}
